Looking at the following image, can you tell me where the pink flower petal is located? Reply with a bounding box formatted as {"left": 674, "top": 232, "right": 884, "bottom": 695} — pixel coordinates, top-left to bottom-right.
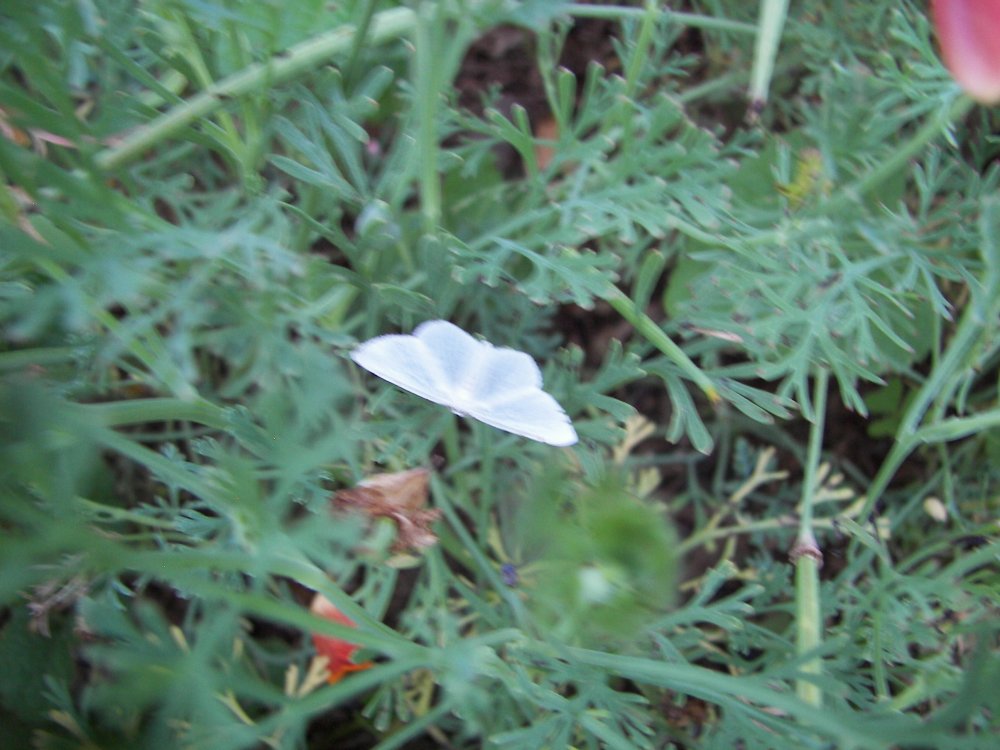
{"left": 933, "top": 0, "right": 1000, "bottom": 103}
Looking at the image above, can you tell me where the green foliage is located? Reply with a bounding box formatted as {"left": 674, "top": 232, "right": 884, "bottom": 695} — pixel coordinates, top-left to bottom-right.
{"left": 2, "top": 0, "right": 998, "bottom": 748}
{"left": 522, "top": 471, "right": 679, "bottom": 644}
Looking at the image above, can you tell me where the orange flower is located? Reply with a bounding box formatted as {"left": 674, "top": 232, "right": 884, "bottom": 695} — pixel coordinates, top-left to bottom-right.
{"left": 309, "top": 593, "right": 373, "bottom": 683}
{"left": 932, "top": 0, "right": 1000, "bottom": 104}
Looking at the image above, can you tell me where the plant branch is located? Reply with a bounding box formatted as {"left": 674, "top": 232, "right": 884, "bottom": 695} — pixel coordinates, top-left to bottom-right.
{"left": 566, "top": 4, "right": 756, "bottom": 34}
{"left": 606, "top": 286, "right": 719, "bottom": 403}
{"left": 82, "top": 397, "right": 229, "bottom": 429}
{"left": 792, "top": 368, "right": 829, "bottom": 707}
{"left": 94, "top": 6, "right": 416, "bottom": 171}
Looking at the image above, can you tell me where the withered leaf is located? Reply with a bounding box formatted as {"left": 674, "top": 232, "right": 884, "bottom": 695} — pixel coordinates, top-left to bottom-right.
{"left": 334, "top": 468, "right": 440, "bottom": 553}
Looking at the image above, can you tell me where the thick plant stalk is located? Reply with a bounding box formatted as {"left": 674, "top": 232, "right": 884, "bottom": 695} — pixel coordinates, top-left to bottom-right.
{"left": 793, "top": 368, "right": 829, "bottom": 707}
{"left": 794, "top": 540, "right": 823, "bottom": 706}
{"left": 748, "top": 0, "right": 790, "bottom": 111}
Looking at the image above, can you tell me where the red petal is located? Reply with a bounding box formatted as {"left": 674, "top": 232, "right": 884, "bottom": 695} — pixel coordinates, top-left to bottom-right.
{"left": 309, "top": 593, "right": 372, "bottom": 683}
{"left": 933, "top": 0, "right": 1000, "bottom": 103}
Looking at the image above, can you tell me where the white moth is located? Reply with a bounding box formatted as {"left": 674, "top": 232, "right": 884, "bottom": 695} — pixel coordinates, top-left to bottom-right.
{"left": 351, "top": 320, "right": 578, "bottom": 447}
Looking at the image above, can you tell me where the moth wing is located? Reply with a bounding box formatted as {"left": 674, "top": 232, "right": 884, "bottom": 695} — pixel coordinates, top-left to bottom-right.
{"left": 464, "top": 346, "right": 543, "bottom": 401}
{"left": 412, "top": 320, "right": 485, "bottom": 391}
{"left": 355, "top": 320, "right": 578, "bottom": 446}
{"left": 467, "top": 386, "right": 578, "bottom": 446}
{"left": 350, "top": 332, "right": 451, "bottom": 406}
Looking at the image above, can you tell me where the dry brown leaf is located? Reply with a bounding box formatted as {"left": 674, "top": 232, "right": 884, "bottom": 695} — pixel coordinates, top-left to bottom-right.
{"left": 334, "top": 468, "right": 440, "bottom": 553}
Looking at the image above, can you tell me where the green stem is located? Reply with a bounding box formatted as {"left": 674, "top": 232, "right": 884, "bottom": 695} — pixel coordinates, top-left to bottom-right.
{"left": 344, "top": 0, "right": 380, "bottom": 91}
{"left": 96, "top": 427, "right": 214, "bottom": 498}
{"left": 678, "top": 67, "right": 748, "bottom": 104}
{"left": 915, "top": 408, "right": 1000, "bottom": 443}
{"left": 565, "top": 4, "right": 756, "bottom": 34}
{"left": 622, "top": 0, "right": 658, "bottom": 98}
{"left": 82, "top": 397, "right": 229, "bottom": 429}
{"left": 94, "top": 6, "right": 416, "bottom": 171}
{"left": 74, "top": 497, "right": 179, "bottom": 529}
{"left": 678, "top": 514, "right": 840, "bottom": 555}
{"left": 679, "top": 59, "right": 797, "bottom": 105}
{"left": 616, "top": 0, "right": 658, "bottom": 145}
{"left": 606, "top": 286, "right": 718, "bottom": 403}
{"left": 170, "top": 11, "right": 246, "bottom": 160}
{"left": 474, "top": 421, "right": 496, "bottom": 534}
{"left": 413, "top": 2, "right": 443, "bottom": 233}
{"left": 224, "top": 15, "right": 266, "bottom": 176}
{"left": 897, "top": 306, "right": 989, "bottom": 440}
{"left": 793, "top": 368, "right": 829, "bottom": 708}
{"left": 748, "top": 0, "right": 790, "bottom": 109}
{"left": 794, "top": 553, "right": 823, "bottom": 706}
{"left": 857, "top": 202, "right": 999, "bottom": 519}
{"left": 442, "top": 412, "right": 462, "bottom": 468}
{"left": 798, "top": 369, "right": 828, "bottom": 535}
{"left": 0, "top": 346, "right": 80, "bottom": 370}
